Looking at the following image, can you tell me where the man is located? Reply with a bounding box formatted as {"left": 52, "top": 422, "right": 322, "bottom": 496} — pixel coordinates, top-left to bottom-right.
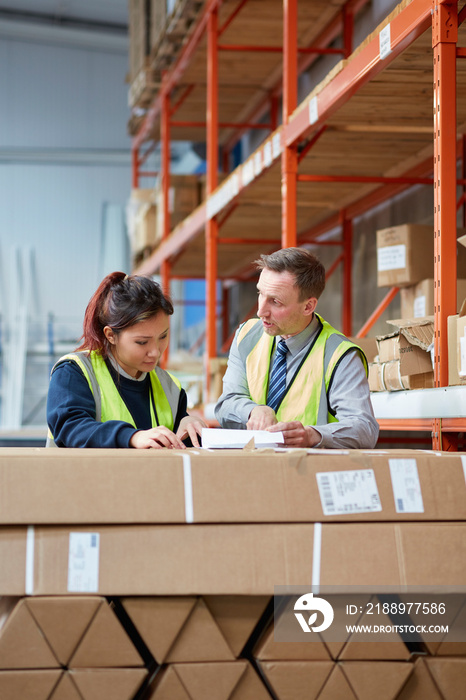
{"left": 215, "top": 247, "right": 379, "bottom": 448}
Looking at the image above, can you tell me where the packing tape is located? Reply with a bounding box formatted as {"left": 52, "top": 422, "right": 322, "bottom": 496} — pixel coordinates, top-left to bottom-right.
{"left": 25, "top": 525, "right": 35, "bottom": 595}
{"left": 397, "top": 361, "right": 408, "bottom": 391}
{"left": 461, "top": 456, "right": 466, "bottom": 485}
{"left": 380, "top": 363, "right": 387, "bottom": 392}
{"left": 182, "top": 453, "right": 194, "bottom": 523}
{"left": 312, "top": 522, "right": 322, "bottom": 593}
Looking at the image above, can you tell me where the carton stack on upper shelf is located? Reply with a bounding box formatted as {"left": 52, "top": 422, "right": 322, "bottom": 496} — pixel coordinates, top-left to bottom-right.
{"left": 127, "top": 176, "right": 200, "bottom": 267}
{"left": 127, "top": 0, "right": 205, "bottom": 131}
{"left": 372, "top": 224, "right": 466, "bottom": 392}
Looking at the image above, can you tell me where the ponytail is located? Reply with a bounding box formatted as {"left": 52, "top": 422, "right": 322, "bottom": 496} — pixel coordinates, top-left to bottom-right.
{"left": 76, "top": 272, "right": 173, "bottom": 356}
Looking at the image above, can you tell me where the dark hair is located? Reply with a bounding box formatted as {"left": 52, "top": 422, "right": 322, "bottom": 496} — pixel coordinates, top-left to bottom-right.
{"left": 76, "top": 272, "right": 174, "bottom": 356}
{"left": 255, "top": 247, "right": 326, "bottom": 301}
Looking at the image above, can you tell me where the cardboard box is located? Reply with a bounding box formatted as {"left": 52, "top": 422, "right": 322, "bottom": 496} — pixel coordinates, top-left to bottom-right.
{"left": 377, "top": 318, "right": 434, "bottom": 369}
{"left": 68, "top": 668, "right": 147, "bottom": 700}
{"left": 0, "top": 670, "right": 62, "bottom": 700}
{"left": 146, "top": 661, "right": 271, "bottom": 700}
{"left": 254, "top": 620, "right": 332, "bottom": 661}
{"left": 376, "top": 224, "right": 434, "bottom": 287}
{"left": 121, "top": 597, "right": 235, "bottom": 664}
{"left": 4, "top": 521, "right": 466, "bottom": 596}
{"left": 423, "top": 658, "right": 466, "bottom": 700}
{"left": 401, "top": 279, "right": 466, "bottom": 318}
{"left": 122, "top": 595, "right": 270, "bottom": 663}
{"left": 396, "top": 657, "right": 443, "bottom": 700}
{"left": 49, "top": 671, "right": 82, "bottom": 700}
{"left": 68, "top": 600, "right": 144, "bottom": 669}
{"left": 27, "top": 597, "right": 102, "bottom": 667}
{"left": 376, "top": 225, "right": 466, "bottom": 287}
{"left": 155, "top": 174, "right": 199, "bottom": 242}
{"left": 371, "top": 317, "right": 434, "bottom": 390}
{"left": 2, "top": 448, "right": 466, "bottom": 525}
{"left": 348, "top": 337, "right": 378, "bottom": 363}
{"left": 369, "top": 361, "right": 434, "bottom": 392}
{"left": 448, "top": 300, "right": 466, "bottom": 386}
{"left": 258, "top": 660, "right": 414, "bottom": 700}
{"left": 0, "top": 597, "right": 60, "bottom": 669}
{"left": 208, "top": 357, "right": 228, "bottom": 403}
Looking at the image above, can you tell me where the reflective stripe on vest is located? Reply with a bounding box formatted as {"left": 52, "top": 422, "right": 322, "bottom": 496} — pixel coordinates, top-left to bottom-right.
{"left": 238, "top": 316, "right": 367, "bottom": 426}
{"left": 46, "top": 351, "right": 181, "bottom": 447}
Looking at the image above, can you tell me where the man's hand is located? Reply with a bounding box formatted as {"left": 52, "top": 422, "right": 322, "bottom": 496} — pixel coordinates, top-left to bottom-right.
{"left": 268, "top": 421, "right": 322, "bottom": 448}
{"left": 130, "top": 427, "right": 186, "bottom": 449}
{"left": 176, "top": 415, "right": 207, "bottom": 448}
{"left": 247, "top": 405, "right": 278, "bottom": 430}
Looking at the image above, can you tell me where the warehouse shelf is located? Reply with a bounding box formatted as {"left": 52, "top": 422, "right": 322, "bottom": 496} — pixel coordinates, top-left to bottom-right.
{"left": 372, "top": 385, "right": 466, "bottom": 419}
{"left": 131, "top": 0, "right": 466, "bottom": 450}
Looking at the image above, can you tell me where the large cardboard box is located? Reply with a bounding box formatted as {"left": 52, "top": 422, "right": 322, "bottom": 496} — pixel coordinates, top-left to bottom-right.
{"left": 2, "top": 448, "right": 466, "bottom": 525}
{"left": 401, "top": 278, "right": 466, "bottom": 318}
{"left": 3, "top": 521, "right": 466, "bottom": 596}
{"left": 376, "top": 225, "right": 466, "bottom": 287}
{"left": 3, "top": 448, "right": 466, "bottom": 525}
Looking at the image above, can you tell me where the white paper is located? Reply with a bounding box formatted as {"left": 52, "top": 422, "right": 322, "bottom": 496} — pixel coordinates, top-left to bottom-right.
{"left": 379, "top": 24, "right": 391, "bottom": 60}
{"left": 413, "top": 295, "right": 427, "bottom": 318}
{"left": 460, "top": 335, "right": 466, "bottom": 377}
{"left": 201, "top": 427, "right": 284, "bottom": 449}
{"left": 389, "top": 459, "right": 424, "bottom": 513}
{"left": 377, "top": 244, "right": 406, "bottom": 272}
{"left": 309, "top": 96, "right": 318, "bottom": 125}
{"left": 316, "top": 469, "right": 382, "bottom": 516}
{"left": 461, "top": 456, "right": 466, "bottom": 485}
{"left": 68, "top": 532, "right": 100, "bottom": 593}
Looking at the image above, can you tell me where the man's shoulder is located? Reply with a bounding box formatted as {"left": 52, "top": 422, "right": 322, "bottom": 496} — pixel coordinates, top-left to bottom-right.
{"left": 237, "top": 318, "right": 261, "bottom": 343}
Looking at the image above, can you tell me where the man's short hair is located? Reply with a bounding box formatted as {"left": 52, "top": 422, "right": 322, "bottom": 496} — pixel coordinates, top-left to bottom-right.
{"left": 255, "top": 247, "right": 326, "bottom": 301}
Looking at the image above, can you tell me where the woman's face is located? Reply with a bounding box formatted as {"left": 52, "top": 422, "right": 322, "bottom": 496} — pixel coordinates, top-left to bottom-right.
{"left": 104, "top": 312, "right": 170, "bottom": 378}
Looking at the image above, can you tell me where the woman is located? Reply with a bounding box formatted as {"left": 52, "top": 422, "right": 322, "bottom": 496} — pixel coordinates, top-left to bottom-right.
{"left": 47, "top": 272, "right": 206, "bottom": 448}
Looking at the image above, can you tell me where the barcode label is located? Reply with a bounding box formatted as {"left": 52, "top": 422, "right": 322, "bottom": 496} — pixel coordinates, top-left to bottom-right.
{"left": 389, "top": 459, "right": 424, "bottom": 513}
{"left": 316, "top": 470, "right": 382, "bottom": 516}
{"left": 68, "top": 532, "right": 100, "bottom": 592}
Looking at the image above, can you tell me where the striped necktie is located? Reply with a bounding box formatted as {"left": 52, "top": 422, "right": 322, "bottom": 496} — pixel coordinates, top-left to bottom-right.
{"left": 266, "top": 339, "right": 289, "bottom": 412}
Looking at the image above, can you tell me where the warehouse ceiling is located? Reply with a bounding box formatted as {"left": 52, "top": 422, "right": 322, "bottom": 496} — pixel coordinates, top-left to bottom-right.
{"left": 0, "top": 0, "right": 128, "bottom": 33}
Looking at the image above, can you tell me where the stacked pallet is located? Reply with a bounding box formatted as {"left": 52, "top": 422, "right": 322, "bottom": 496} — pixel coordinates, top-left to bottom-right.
{"left": 128, "top": 0, "right": 205, "bottom": 114}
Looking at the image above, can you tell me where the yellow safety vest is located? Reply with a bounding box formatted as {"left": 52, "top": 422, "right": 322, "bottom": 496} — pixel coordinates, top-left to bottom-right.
{"left": 237, "top": 316, "right": 367, "bottom": 426}
{"left": 47, "top": 350, "right": 181, "bottom": 446}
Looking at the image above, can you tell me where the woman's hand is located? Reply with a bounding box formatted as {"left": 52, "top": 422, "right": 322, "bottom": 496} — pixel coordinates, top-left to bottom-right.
{"left": 176, "top": 415, "right": 208, "bottom": 448}
{"left": 130, "top": 427, "right": 186, "bottom": 449}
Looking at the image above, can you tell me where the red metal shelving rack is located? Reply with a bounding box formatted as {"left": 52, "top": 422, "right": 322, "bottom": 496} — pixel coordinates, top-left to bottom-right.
{"left": 131, "top": 0, "right": 466, "bottom": 450}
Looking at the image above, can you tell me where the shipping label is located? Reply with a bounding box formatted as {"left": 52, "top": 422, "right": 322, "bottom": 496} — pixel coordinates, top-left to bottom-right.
{"left": 377, "top": 244, "right": 406, "bottom": 272}
{"left": 389, "top": 459, "right": 424, "bottom": 513}
{"left": 316, "top": 469, "right": 382, "bottom": 516}
{"left": 68, "top": 532, "right": 100, "bottom": 593}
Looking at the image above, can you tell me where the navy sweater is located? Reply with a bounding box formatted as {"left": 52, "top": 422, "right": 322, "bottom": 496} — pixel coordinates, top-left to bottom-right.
{"left": 47, "top": 359, "right": 189, "bottom": 448}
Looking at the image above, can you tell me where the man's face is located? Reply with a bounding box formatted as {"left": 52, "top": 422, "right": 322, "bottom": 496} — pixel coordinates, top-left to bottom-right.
{"left": 256, "top": 268, "right": 316, "bottom": 338}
